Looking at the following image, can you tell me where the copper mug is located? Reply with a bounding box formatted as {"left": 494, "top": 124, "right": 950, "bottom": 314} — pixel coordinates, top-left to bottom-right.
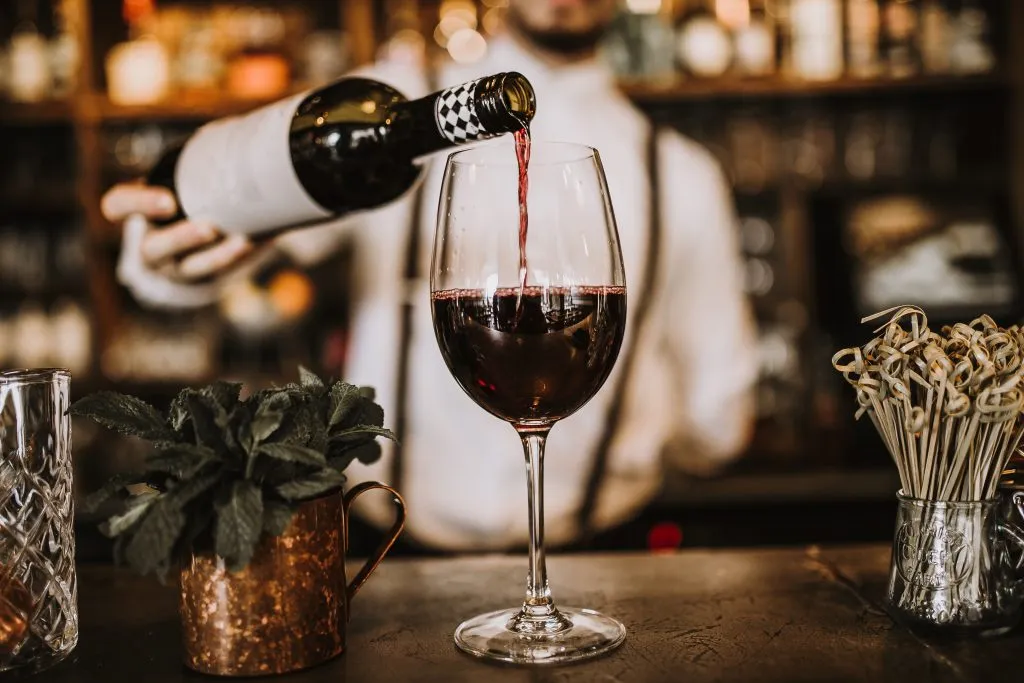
{"left": 179, "top": 482, "right": 406, "bottom": 676}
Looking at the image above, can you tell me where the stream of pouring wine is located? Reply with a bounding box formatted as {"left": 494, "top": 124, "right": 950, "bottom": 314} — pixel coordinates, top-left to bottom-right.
{"left": 514, "top": 125, "right": 531, "bottom": 318}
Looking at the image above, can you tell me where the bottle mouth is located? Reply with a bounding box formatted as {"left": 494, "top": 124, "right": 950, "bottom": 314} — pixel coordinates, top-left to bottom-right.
{"left": 476, "top": 71, "right": 536, "bottom": 134}
{"left": 499, "top": 71, "right": 536, "bottom": 124}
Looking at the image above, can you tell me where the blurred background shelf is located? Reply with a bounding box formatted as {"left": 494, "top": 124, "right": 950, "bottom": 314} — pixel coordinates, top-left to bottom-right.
{"left": 81, "top": 89, "right": 310, "bottom": 122}
{"left": 619, "top": 72, "right": 1009, "bottom": 102}
{"left": 659, "top": 466, "right": 901, "bottom": 506}
{"left": 0, "top": 189, "right": 78, "bottom": 213}
{"left": 2, "top": 0, "right": 1024, "bottom": 554}
{"left": 0, "top": 99, "right": 75, "bottom": 124}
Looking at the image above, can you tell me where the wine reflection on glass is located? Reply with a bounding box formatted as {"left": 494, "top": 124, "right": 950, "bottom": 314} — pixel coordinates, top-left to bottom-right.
{"left": 430, "top": 140, "right": 628, "bottom": 665}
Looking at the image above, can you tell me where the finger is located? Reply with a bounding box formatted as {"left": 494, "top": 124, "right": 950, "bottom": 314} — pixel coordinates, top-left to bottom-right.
{"left": 176, "top": 235, "right": 254, "bottom": 281}
{"left": 140, "top": 222, "right": 220, "bottom": 268}
{"left": 101, "top": 185, "right": 178, "bottom": 222}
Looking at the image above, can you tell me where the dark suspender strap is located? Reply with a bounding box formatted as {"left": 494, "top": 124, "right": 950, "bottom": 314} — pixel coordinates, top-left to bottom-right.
{"left": 389, "top": 68, "right": 438, "bottom": 492}
{"left": 576, "top": 123, "right": 663, "bottom": 538}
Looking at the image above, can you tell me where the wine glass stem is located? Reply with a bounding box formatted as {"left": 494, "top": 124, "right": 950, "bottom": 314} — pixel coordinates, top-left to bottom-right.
{"left": 520, "top": 429, "right": 553, "bottom": 613}
{"left": 512, "top": 426, "right": 574, "bottom": 638}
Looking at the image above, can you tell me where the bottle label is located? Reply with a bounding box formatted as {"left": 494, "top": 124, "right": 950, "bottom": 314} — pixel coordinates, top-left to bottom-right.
{"left": 434, "top": 81, "right": 490, "bottom": 144}
{"left": 175, "top": 92, "right": 332, "bottom": 235}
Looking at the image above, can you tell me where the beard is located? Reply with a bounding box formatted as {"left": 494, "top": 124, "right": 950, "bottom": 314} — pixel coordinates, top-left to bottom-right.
{"left": 506, "top": 9, "right": 608, "bottom": 55}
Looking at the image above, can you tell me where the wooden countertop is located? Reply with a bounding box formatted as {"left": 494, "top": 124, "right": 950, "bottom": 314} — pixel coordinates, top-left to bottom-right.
{"left": 41, "top": 545, "right": 1022, "bottom": 682}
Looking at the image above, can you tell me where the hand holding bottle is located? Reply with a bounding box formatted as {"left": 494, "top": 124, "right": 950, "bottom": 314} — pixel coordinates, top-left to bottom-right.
{"left": 101, "top": 183, "right": 255, "bottom": 282}
{"left": 104, "top": 71, "right": 534, "bottom": 305}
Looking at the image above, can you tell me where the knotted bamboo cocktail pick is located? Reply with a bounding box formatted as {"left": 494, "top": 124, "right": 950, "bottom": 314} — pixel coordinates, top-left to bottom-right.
{"left": 832, "top": 305, "right": 1024, "bottom": 502}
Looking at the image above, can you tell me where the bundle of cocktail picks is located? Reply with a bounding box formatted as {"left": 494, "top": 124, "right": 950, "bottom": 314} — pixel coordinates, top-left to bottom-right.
{"left": 832, "top": 305, "right": 1024, "bottom": 502}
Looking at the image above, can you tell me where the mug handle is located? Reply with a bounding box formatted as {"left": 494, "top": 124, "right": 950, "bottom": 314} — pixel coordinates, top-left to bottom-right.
{"left": 342, "top": 481, "right": 407, "bottom": 605}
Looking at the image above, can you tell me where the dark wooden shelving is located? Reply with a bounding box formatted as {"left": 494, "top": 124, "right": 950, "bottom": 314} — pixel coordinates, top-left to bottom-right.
{"left": 0, "top": 99, "right": 76, "bottom": 125}
{"left": 3, "top": 74, "right": 1004, "bottom": 126}
{"left": 726, "top": 173, "right": 1007, "bottom": 198}
{"left": 0, "top": 283, "right": 89, "bottom": 300}
{"left": 659, "top": 466, "right": 900, "bottom": 506}
{"left": 80, "top": 88, "right": 308, "bottom": 123}
{"left": 619, "top": 73, "right": 1007, "bottom": 103}
{"left": 0, "top": 188, "right": 79, "bottom": 213}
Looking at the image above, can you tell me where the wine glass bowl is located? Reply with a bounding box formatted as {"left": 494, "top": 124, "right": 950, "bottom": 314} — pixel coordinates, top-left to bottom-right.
{"left": 431, "top": 285, "right": 627, "bottom": 425}
{"left": 430, "top": 140, "right": 627, "bottom": 664}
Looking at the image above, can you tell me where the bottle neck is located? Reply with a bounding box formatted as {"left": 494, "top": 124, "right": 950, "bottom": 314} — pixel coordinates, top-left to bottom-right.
{"left": 391, "top": 73, "right": 534, "bottom": 159}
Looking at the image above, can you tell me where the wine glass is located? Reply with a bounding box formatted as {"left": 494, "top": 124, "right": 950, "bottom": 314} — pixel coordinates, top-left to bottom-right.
{"left": 430, "top": 140, "right": 627, "bottom": 664}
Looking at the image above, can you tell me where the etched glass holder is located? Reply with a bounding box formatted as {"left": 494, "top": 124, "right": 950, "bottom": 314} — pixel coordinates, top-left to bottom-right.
{"left": 0, "top": 369, "right": 78, "bottom": 673}
{"left": 886, "top": 492, "right": 1024, "bottom": 636}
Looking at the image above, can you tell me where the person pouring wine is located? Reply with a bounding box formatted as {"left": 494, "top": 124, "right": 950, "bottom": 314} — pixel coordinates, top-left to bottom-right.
{"left": 100, "top": 0, "right": 758, "bottom": 553}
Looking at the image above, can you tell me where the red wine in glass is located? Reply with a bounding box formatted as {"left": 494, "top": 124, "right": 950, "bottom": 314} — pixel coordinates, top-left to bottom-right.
{"left": 432, "top": 285, "right": 626, "bottom": 423}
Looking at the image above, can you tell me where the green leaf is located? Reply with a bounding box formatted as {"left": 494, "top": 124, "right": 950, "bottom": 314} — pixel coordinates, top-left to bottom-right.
{"left": 237, "top": 409, "right": 255, "bottom": 454}
{"left": 328, "top": 383, "right": 363, "bottom": 429}
{"left": 305, "top": 399, "right": 330, "bottom": 452}
{"left": 327, "top": 440, "right": 382, "bottom": 472}
{"left": 186, "top": 394, "right": 224, "bottom": 449}
{"left": 81, "top": 474, "right": 139, "bottom": 514}
{"left": 273, "top": 401, "right": 319, "bottom": 447}
{"left": 298, "top": 366, "right": 325, "bottom": 392}
{"left": 123, "top": 496, "right": 187, "bottom": 578}
{"left": 214, "top": 409, "right": 239, "bottom": 455}
{"left": 262, "top": 502, "right": 296, "bottom": 537}
{"left": 250, "top": 392, "right": 290, "bottom": 446}
{"left": 250, "top": 410, "right": 286, "bottom": 445}
{"left": 165, "top": 472, "right": 222, "bottom": 508}
{"left": 276, "top": 469, "right": 347, "bottom": 501}
{"left": 99, "top": 492, "right": 159, "bottom": 537}
{"left": 206, "top": 381, "right": 243, "bottom": 411}
{"left": 330, "top": 425, "right": 397, "bottom": 443}
{"left": 146, "top": 442, "right": 219, "bottom": 479}
{"left": 332, "top": 399, "right": 385, "bottom": 434}
{"left": 70, "top": 392, "right": 172, "bottom": 441}
{"left": 257, "top": 442, "right": 326, "bottom": 466}
{"left": 260, "top": 460, "right": 299, "bottom": 486}
{"left": 168, "top": 389, "right": 193, "bottom": 433}
{"left": 170, "top": 383, "right": 241, "bottom": 436}
{"left": 214, "top": 481, "right": 264, "bottom": 572}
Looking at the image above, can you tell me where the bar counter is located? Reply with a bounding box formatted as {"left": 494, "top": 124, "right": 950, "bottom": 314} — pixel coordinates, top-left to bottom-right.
{"left": 43, "top": 545, "right": 1022, "bottom": 682}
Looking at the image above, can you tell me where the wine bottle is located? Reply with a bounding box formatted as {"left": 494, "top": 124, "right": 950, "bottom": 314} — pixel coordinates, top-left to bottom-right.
{"left": 145, "top": 72, "right": 536, "bottom": 235}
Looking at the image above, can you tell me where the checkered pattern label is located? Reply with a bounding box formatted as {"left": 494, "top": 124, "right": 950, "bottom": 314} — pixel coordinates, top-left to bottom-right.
{"left": 435, "top": 81, "right": 490, "bottom": 144}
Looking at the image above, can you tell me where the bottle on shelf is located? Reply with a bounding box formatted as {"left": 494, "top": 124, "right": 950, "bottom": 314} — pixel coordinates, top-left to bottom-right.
{"left": 226, "top": 7, "right": 291, "bottom": 100}
{"left": 949, "top": 0, "right": 995, "bottom": 75}
{"left": 301, "top": 30, "right": 349, "bottom": 87}
{"left": 101, "top": 309, "right": 217, "bottom": 383}
{"left": 733, "top": 0, "right": 777, "bottom": 78}
{"left": 846, "top": 0, "right": 882, "bottom": 78}
{"left": 604, "top": 0, "right": 676, "bottom": 82}
{"left": 175, "top": 12, "right": 222, "bottom": 93}
{"left": 881, "top": 0, "right": 921, "bottom": 78}
{"left": 844, "top": 109, "right": 882, "bottom": 181}
{"left": 786, "top": 0, "right": 844, "bottom": 81}
{"left": 49, "top": 0, "right": 80, "bottom": 98}
{"left": 8, "top": 0, "right": 51, "bottom": 103}
{"left": 143, "top": 71, "right": 536, "bottom": 237}
{"left": 105, "top": 0, "right": 171, "bottom": 105}
{"left": 10, "top": 301, "right": 51, "bottom": 369}
{"left": 675, "top": 1, "right": 733, "bottom": 79}
{"left": 49, "top": 299, "right": 92, "bottom": 377}
{"left": 919, "top": 0, "right": 952, "bottom": 74}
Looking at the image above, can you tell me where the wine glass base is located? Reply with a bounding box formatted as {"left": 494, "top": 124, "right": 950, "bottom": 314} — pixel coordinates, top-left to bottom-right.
{"left": 454, "top": 607, "right": 626, "bottom": 665}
